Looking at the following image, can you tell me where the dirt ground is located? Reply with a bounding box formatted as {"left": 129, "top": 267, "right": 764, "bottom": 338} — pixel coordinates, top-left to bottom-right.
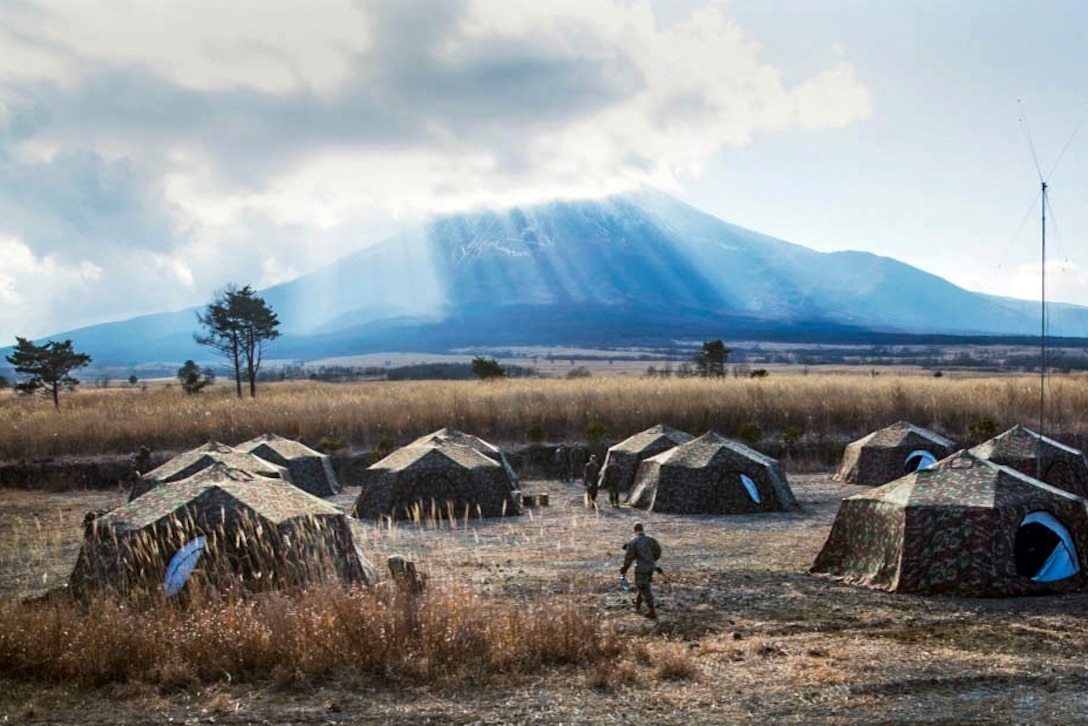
{"left": 4, "top": 473, "right": 1088, "bottom": 724}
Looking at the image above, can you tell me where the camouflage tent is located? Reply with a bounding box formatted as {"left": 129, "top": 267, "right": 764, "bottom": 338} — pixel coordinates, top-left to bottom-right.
{"left": 599, "top": 424, "right": 694, "bottom": 497}
{"left": 236, "top": 433, "right": 341, "bottom": 497}
{"left": 130, "top": 441, "right": 290, "bottom": 501}
{"left": 969, "top": 425, "right": 1088, "bottom": 498}
{"left": 353, "top": 443, "right": 522, "bottom": 521}
{"left": 409, "top": 428, "right": 519, "bottom": 490}
{"left": 71, "top": 468, "right": 375, "bottom": 599}
{"left": 627, "top": 431, "right": 797, "bottom": 514}
{"left": 812, "top": 450, "right": 1088, "bottom": 596}
{"left": 834, "top": 421, "right": 956, "bottom": 487}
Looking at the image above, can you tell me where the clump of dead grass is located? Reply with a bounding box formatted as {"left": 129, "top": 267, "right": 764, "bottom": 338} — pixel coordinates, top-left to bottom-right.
{"left": 585, "top": 657, "right": 641, "bottom": 691}
{"left": 0, "top": 582, "right": 622, "bottom": 688}
{"left": 652, "top": 642, "right": 701, "bottom": 681}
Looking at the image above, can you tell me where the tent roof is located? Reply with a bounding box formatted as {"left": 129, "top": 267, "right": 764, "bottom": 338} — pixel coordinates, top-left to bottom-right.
{"left": 649, "top": 431, "right": 778, "bottom": 470}
{"left": 969, "top": 424, "right": 1086, "bottom": 461}
{"left": 852, "top": 450, "right": 1082, "bottom": 510}
{"left": 849, "top": 421, "right": 956, "bottom": 450}
{"left": 237, "top": 433, "right": 324, "bottom": 459}
{"left": 609, "top": 424, "right": 694, "bottom": 455}
{"left": 371, "top": 442, "right": 500, "bottom": 472}
{"left": 409, "top": 427, "right": 502, "bottom": 454}
{"left": 103, "top": 469, "right": 342, "bottom": 532}
{"left": 145, "top": 443, "right": 286, "bottom": 482}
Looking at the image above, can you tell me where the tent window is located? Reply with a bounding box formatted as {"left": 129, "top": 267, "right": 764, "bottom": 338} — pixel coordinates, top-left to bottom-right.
{"left": 904, "top": 449, "right": 939, "bottom": 473}
{"left": 1015, "top": 511, "right": 1081, "bottom": 582}
{"left": 740, "top": 474, "right": 761, "bottom": 504}
{"left": 164, "top": 535, "right": 206, "bottom": 597}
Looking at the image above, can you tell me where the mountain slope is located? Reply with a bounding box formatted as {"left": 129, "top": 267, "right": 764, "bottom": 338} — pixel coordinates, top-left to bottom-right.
{"left": 12, "top": 190, "right": 1088, "bottom": 365}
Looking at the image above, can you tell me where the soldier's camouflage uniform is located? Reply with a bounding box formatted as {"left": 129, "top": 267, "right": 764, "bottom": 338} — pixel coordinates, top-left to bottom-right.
{"left": 584, "top": 457, "right": 601, "bottom": 506}
{"left": 621, "top": 531, "right": 662, "bottom": 614}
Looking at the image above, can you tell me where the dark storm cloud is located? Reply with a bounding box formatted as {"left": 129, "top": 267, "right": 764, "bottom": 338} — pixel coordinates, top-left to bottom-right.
{"left": 5, "top": 0, "right": 643, "bottom": 189}
{"left": 0, "top": 144, "right": 181, "bottom": 256}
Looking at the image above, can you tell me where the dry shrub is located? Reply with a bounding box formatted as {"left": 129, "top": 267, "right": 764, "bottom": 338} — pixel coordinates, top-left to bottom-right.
{"left": 2, "top": 374, "right": 1085, "bottom": 460}
{"left": 793, "top": 657, "right": 849, "bottom": 687}
{"left": 612, "top": 658, "right": 640, "bottom": 686}
{"left": 584, "top": 663, "right": 611, "bottom": 690}
{"left": 652, "top": 643, "right": 700, "bottom": 682}
{"left": 585, "top": 657, "right": 641, "bottom": 691}
{"left": 0, "top": 581, "right": 618, "bottom": 687}
{"left": 202, "top": 691, "right": 236, "bottom": 714}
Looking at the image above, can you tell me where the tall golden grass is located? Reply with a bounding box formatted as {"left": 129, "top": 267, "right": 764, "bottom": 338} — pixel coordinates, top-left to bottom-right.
{"left": 0, "top": 496, "right": 623, "bottom": 687}
{"left": 1, "top": 373, "right": 1086, "bottom": 460}
{"left": 0, "top": 584, "right": 620, "bottom": 686}
{"left": 0, "top": 492, "right": 80, "bottom": 596}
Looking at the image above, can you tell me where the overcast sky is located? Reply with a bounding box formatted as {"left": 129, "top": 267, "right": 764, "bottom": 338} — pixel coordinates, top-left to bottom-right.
{"left": 2, "top": 0, "right": 1086, "bottom": 341}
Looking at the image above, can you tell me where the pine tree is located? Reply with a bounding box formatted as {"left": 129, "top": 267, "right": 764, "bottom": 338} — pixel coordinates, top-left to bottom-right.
{"left": 471, "top": 356, "right": 506, "bottom": 380}
{"left": 195, "top": 285, "right": 281, "bottom": 398}
{"left": 5, "top": 337, "right": 92, "bottom": 409}
{"left": 176, "top": 360, "right": 216, "bottom": 394}
{"left": 693, "top": 339, "right": 730, "bottom": 377}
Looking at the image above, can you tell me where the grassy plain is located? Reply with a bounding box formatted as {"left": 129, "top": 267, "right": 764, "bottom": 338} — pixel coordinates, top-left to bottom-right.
{"left": 5, "top": 478, "right": 1088, "bottom": 723}
{"left": 2, "top": 371, "right": 1087, "bottom": 461}
{"left": 3, "top": 370, "right": 1088, "bottom": 722}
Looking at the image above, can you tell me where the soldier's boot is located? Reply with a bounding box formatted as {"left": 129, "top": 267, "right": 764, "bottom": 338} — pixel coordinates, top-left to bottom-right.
{"left": 633, "top": 594, "right": 643, "bottom": 611}
{"left": 645, "top": 607, "right": 657, "bottom": 619}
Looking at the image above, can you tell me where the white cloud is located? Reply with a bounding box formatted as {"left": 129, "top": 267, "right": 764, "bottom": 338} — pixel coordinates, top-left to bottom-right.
{"left": 0, "top": 0, "right": 374, "bottom": 94}
{"left": 1011, "top": 260, "right": 1088, "bottom": 307}
{"left": 152, "top": 0, "right": 869, "bottom": 228}
{"left": 0, "top": 0, "right": 874, "bottom": 338}
{"left": 4, "top": 0, "right": 872, "bottom": 214}
{"left": 0, "top": 234, "right": 102, "bottom": 339}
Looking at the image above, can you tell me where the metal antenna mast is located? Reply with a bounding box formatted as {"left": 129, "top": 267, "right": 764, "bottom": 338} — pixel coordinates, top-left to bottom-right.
{"left": 1018, "top": 100, "right": 1085, "bottom": 480}
{"left": 1039, "top": 180, "right": 1047, "bottom": 480}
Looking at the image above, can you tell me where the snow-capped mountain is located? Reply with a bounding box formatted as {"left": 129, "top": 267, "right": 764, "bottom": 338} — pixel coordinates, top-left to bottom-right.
{"left": 19, "top": 190, "right": 1088, "bottom": 364}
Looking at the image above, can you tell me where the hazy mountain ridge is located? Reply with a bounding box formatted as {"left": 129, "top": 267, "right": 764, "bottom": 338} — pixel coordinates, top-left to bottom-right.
{"left": 7, "top": 190, "right": 1087, "bottom": 366}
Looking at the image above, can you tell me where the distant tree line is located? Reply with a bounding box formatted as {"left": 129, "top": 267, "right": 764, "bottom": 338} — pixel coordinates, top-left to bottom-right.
{"left": 253, "top": 361, "right": 540, "bottom": 383}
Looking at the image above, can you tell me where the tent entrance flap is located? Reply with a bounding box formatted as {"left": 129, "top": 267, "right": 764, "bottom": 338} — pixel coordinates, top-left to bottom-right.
{"left": 904, "top": 449, "right": 938, "bottom": 473}
{"left": 164, "top": 535, "right": 207, "bottom": 597}
{"left": 1016, "top": 511, "right": 1080, "bottom": 583}
{"left": 740, "top": 474, "right": 761, "bottom": 504}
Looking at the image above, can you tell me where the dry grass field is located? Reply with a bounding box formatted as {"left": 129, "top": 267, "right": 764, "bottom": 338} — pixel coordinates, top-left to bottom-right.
{"left": 2, "top": 372, "right": 1087, "bottom": 461}
{"left": 3, "top": 371, "right": 1088, "bottom": 723}
{"left": 5, "top": 474, "right": 1088, "bottom": 724}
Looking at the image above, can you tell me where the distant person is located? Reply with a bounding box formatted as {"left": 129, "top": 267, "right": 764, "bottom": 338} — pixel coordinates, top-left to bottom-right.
{"left": 620, "top": 521, "right": 662, "bottom": 619}
{"left": 130, "top": 445, "right": 151, "bottom": 477}
{"left": 554, "top": 445, "right": 567, "bottom": 481}
{"left": 584, "top": 454, "right": 601, "bottom": 509}
{"left": 569, "top": 446, "right": 585, "bottom": 483}
{"left": 602, "top": 459, "right": 621, "bottom": 508}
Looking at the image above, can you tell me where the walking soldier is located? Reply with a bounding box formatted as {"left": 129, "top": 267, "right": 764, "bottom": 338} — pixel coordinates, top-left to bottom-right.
{"left": 620, "top": 521, "right": 662, "bottom": 619}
